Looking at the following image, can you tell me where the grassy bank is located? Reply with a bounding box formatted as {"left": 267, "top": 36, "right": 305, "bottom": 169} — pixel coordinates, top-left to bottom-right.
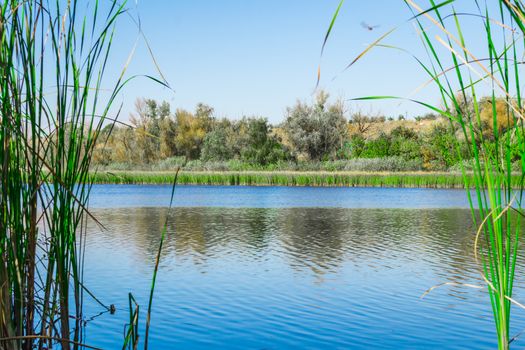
{"left": 89, "top": 170, "right": 523, "bottom": 188}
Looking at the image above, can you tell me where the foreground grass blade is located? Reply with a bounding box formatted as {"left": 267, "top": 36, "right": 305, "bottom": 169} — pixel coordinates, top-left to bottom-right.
{"left": 316, "top": 0, "right": 344, "bottom": 89}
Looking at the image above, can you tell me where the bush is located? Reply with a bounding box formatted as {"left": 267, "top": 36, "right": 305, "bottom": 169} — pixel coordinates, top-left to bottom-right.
{"left": 320, "top": 157, "right": 422, "bottom": 172}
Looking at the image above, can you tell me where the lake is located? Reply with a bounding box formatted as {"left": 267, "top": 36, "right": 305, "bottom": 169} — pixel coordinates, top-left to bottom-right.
{"left": 82, "top": 185, "right": 525, "bottom": 349}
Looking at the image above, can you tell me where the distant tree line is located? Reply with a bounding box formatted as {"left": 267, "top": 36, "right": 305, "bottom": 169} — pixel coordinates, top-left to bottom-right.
{"left": 93, "top": 92, "right": 518, "bottom": 171}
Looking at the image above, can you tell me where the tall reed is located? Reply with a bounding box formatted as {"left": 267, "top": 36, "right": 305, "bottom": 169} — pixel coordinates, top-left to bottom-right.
{"left": 404, "top": 2, "right": 525, "bottom": 348}
{"left": 0, "top": 1, "right": 128, "bottom": 349}
{"left": 321, "top": 0, "right": 525, "bottom": 348}
{"left": 92, "top": 169, "right": 482, "bottom": 188}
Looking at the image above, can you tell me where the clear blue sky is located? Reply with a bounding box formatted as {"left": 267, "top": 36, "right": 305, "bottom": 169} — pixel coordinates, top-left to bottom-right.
{"left": 104, "top": 0, "right": 493, "bottom": 123}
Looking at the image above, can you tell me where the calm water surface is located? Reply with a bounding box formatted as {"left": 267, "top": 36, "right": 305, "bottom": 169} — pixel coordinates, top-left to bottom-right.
{"left": 82, "top": 185, "right": 525, "bottom": 349}
{"left": 89, "top": 185, "right": 474, "bottom": 209}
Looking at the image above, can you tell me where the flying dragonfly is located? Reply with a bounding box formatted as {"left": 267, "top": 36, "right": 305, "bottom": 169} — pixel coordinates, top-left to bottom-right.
{"left": 361, "top": 21, "right": 380, "bottom": 31}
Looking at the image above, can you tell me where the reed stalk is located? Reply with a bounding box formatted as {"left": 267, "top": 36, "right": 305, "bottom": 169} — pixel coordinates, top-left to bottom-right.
{"left": 90, "top": 169, "right": 517, "bottom": 188}
{"left": 0, "top": 1, "right": 128, "bottom": 349}
{"left": 403, "top": 2, "right": 525, "bottom": 348}
{"left": 321, "top": 0, "right": 525, "bottom": 348}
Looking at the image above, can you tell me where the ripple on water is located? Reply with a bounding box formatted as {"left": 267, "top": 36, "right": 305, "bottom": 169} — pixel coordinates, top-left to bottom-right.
{"left": 80, "top": 207, "right": 525, "bottom": 349}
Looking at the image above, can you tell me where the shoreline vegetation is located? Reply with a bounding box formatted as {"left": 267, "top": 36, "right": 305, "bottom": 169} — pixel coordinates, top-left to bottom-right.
{"left": 94, "top": 95, "right": 490, "bottom": 175}
{"left": 89, "top": 170, "right": 523, "bottom": 189}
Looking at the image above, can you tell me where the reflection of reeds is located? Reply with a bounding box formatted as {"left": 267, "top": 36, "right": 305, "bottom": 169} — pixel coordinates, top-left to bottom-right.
{"left": 0, "top": 1, "right": 128, "bottom": 349}
{"left": 90, "top": 170, "right": 521, "bottom": 188}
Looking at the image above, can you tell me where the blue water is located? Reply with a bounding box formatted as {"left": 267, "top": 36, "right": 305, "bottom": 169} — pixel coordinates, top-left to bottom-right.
{"left": 89, "top": 184, "right": 473, "bottom": 208}
{"left": 80, "top": 186, "right": 525, "bottom": 349}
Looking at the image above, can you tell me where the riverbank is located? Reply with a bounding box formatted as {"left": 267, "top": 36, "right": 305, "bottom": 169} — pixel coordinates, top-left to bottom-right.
{"left": 88, "top": 170, "right": 519, "bottom": 188}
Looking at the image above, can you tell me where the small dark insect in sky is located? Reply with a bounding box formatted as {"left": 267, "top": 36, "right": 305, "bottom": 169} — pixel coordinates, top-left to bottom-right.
{"left": 361, "top": 22, "right": 380, "bottom": 31}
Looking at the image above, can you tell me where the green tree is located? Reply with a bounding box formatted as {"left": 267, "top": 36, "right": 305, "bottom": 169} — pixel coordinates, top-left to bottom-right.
{"left": 421, "top": 124, "right": 464, "bottom": 170}
{"left": 361, "top": 132, "right": 391, "bottom": 158}
{"left": 201, "top": 119, "right": 235, "bottom": 161}
{"left": 129, "top": 98, "right": 172, "bottom": 164}
{"left": 159, "top": 115, "right": 177, "bottom": 158}
{"left": 283, "top": 92, "right": 348, "bottom": 160}
{"left": 239, "top": 117, "right": 289, "bottom": 165}
{"left": 389, "top": 126, "right": 421, "bottom": 160}
{"left": 175, "top": 104, "right": 214, "bottom": 159}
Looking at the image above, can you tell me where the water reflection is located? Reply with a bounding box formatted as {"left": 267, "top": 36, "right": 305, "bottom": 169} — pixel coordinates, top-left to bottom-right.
{"left": 83, "top": 207, "right": 525, "bottom": 349}
{"left": 87, "top": 207, "right": 524, "bottom": 282}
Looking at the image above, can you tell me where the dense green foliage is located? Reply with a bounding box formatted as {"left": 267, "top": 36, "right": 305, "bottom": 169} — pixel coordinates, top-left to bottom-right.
{"left": 283, "top": 92, "right": 348, "bottom": 161}
{"left": 94, "top": 93, "right": 501, "bottom": 172}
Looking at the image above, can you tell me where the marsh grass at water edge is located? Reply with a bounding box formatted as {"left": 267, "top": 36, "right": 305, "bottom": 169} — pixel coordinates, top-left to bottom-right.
{"left": 89, "top": 170, "right": 489, "bottom": 188}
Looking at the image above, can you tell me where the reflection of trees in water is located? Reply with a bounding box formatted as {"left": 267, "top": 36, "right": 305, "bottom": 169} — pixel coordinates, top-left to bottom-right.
{"left": 278, "top": 208, "right": 346, "bottom": 275}
{"left": 88, "top": 207, "right": 525, "bottom": 283}
{"left": 415, "top": 210, "right": 525, "bottom": 299}
{"left": 277, "top": 208, "right": 481, "bottom": 281}
{"left": 89, "top": 207, "right": 279, "bottom": 266}
{"left": 242, "top": 208, "right": 277, "bottom": 250}
{"left": 415, "top": 209, "right": 478, "bottom": 298}
{"left": 169, "top": 208, "right": 278, "bottom": 261}
{"left": 87, "top": 208, "right": 169, "bottom": 265}
{"left": 169, "top": 209, "right": 208, "bottom": 265}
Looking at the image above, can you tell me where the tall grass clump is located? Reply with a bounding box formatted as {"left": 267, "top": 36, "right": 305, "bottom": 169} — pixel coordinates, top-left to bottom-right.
{"left": 92, "top": 169, "right": 476, "bottom": 187}
{"left": 322, "top": 0, "right": 525, "bottom": 347}
{"left": 0, "top": 1, "right": 129, "bottom": 349}
{"left": 404, "top": 2, "right": 525, "bottom": 348}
